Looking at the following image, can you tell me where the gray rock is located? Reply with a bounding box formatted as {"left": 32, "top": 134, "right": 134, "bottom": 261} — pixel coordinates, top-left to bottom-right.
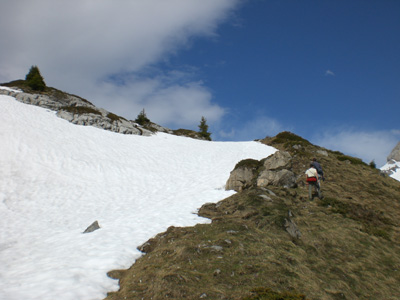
{"left": 258, "top": 194, "right": 272, "bottom": 201}
{"left": 262, "top": 151, "right": 292, "bottom": 170}
{"left": 225, "top": 165, "right": 255, "bottom": 192}
{"left": 0, "top": 88, "right": 163, "bottom": 136}
{"left": 83, "top": 221, "right": 100, "bottom": 233}
{"left": 388, "top": 142, "right": 400, "bottom": 162}
{"left": 284, "top": 218, "right": 301, "bottom": 239}
{"left": 257, "top": 169, "right": 297, "bottom": 188}
{"left": 316, "top": 149, "right": 329, "bottom": 157}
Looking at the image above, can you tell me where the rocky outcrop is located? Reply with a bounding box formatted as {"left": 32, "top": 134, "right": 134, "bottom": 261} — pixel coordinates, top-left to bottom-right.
{"left": 0, "top": 87, "right": 171, "bottom": 136}
{"left": 226, "top": 151, "right": 297, "bottom": 192}
{"left": 262, "top": 150, "right": 292, "bottom": 170}
{"left": 257, "top": 169, "right": 297, "bottom": 188}
{"left": 388, "top": 142, "right": 400, "bottom": 162}
{"left": 225, "top": 159, "right": 259, "bottom": 192}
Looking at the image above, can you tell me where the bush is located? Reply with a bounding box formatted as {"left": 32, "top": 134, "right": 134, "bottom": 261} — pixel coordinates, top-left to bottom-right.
{"left": 369, "top": 160, "right": 376, "bottom": 169}
{"left": 25, "top": 65, "right": 46, "bottom": 91}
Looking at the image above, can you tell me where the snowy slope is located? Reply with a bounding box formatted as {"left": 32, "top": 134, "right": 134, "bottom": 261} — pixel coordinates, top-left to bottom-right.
{"left": 0, "top": 90, "right": 276, "bottom": 300}
{"left": 381, "top": 160, "right": 400, "bottom": 182}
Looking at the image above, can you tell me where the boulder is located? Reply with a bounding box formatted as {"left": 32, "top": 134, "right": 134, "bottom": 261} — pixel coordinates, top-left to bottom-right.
{"left": 225, "top": 151, "right": 297, "bottom": 191}
{"left": 262, "top": 151, "right": 292, "bottom": 170}
{"left": 225, "top": 166, "right": 255, "bottom": 192}
{"left": 257, "top": 169, "right": 297, "bottom": 188}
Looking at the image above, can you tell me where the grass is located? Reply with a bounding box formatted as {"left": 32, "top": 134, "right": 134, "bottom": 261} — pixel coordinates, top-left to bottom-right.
{"left": 335, "top": 154, "right": 367, "bottom": 166}
{"left": 107, "top": 112, "right": 126, "bottom": 122}
{"left": 2, "top": 79, "right": 94, "bottom": 105}
{"left": 268, "top": 131, "right": 311, "bottom": 148}
{"left": 172, "top": 129, "right": 205, "bottom": 140}
{"left": 60, "top": 106, "right": 101, "bottom": 115}
{"left": 243, "top": 288, "right": 308, "bottom": 300}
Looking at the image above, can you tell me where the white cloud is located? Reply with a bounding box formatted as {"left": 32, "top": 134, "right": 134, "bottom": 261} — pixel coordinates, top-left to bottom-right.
{"left": 313, "top": 129, "right": 399, "bottom": 167}
{"left": 0, "top": 0, "right": 239, "bottom": 128}
{"left": 325, "top": 70, "right": 335, "bottom": 76}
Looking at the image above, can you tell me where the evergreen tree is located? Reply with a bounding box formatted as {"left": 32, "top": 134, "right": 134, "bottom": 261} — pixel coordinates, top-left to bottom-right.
{"left": 25, "top": 65, "right": 46, "bottom": 91}
{"left": 198, "top": 116, "right": 212, "bottom": 141}
{"left": 135, "top": 108, "right": 150, "bottom": 125}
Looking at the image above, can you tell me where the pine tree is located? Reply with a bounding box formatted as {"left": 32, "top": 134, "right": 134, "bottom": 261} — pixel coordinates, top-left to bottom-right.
{"left": 25, "top": 65, "right": 46, "bottom": 91}
{"left": 198, "top": 116, "right": 212, "bottom": 141}
{"left": 135, "top": 108, "right": 150, "bottom": 125}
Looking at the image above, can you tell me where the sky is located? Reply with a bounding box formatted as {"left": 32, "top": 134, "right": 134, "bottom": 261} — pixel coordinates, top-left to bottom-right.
{"left": 0, "top": 89, "right": 275, "bottom": 300}
{"left": 0, "top": 0, "right": 399, "bottom": 166}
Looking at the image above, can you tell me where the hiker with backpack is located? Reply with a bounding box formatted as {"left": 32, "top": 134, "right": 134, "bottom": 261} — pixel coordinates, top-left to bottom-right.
{"left": 305, "top": 163, "right": 321, "bottom": 199}
{"left": 311, "top": 157, "right": 324, "bottom": 183}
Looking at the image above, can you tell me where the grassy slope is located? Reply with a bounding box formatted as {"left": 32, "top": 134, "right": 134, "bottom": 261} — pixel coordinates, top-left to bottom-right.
{"left": 105, "top": 132, "right": 400, "bottom": 300}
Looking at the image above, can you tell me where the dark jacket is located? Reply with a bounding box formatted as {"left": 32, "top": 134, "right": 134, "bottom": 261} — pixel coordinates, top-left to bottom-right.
{"left": 311, "top": 161, "right": 323, "bottom": 176}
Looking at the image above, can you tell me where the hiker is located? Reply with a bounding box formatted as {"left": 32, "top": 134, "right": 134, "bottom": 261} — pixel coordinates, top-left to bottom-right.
{"left": 305, "top": 164, "right": 319, "bottom": 184}
{"left": 305, "top": 164, "right": 321, "bottom": 199}
{"left": 311, "top": 158, "right": 324, "bottom": 182}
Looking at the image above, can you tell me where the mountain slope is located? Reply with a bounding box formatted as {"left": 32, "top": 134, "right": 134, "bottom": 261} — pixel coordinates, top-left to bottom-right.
{"left": 106, "top": 133, "right": 400, "bottom": 300}
{"left": 0, "top": 92, "right": 276, "bottom": 300}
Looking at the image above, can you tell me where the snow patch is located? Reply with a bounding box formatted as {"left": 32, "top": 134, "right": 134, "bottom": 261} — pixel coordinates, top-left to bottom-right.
{"left": 0, "top": 94, "right": 276, "bottom": 300}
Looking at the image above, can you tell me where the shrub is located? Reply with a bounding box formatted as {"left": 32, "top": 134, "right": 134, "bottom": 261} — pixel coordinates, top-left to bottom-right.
{"left": 369, "top": 160, "right": 376, "bottom": 169}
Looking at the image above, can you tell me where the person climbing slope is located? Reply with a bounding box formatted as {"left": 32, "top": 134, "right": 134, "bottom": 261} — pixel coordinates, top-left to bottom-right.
{"left": 305, "top": 163, "right": 321, "bottom": 199}
{"left": 311, "top": 157, "right": 324, "bottom": 182}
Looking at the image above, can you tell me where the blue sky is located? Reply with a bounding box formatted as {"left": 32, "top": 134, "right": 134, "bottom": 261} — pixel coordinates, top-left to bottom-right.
{"left": 0, "top": 0, "right": 399, "bottom": 166}
{"left": 170, "top": 1, "right": 400, "bottom": 143}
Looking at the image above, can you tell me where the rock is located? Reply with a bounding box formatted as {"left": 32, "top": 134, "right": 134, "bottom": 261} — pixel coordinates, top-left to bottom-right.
{"left": 83, "top": 220, "right": 100, "bottom": 233}
{"left": 225, "top": 164, "right": 256, "bottom": 192}
{"left": 225, "top": 151, "right": 298, "bottom": 190}
{"left": 210, "top": 245, "right": 223, "bottom": 252}
{"left": 387, "top": 142, "right": 400, "bottom": 162}
{"left": 316, "top": 149, "right": 329, "bottom": 156}
{"left": 257, "top": 169, "right": 297, "bottom": 188}
{"left": 262, "top": 151, "right": 292, "bottom": 170}
{"left": 0, "top": 88, "right": 162, "bottom": 137}
{"left": 258, "top": 194, "right": 272, "bottom": 201}
{"left": 284, "top": 218, "right": 301, "bottom": 239}
{"left": 213, "top": 269, "right": 221, "bottom": 276}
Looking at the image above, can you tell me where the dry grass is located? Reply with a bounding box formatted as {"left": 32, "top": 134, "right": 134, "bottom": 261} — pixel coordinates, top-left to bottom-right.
{"left": 105, "top": 133, "right": 400, "bottom": 300}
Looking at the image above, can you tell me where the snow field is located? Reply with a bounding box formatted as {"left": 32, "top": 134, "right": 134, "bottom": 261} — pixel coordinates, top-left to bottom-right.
{"left": 0, "top": 92, "right": 276, "bottom": 300}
